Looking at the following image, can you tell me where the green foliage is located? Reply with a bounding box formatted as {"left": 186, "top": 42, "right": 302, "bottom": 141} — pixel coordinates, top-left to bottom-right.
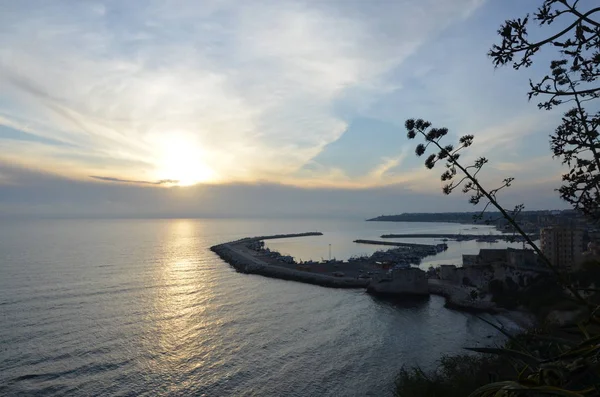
{"left": 396, "top": 324, "right": 600, "bottom": 396}
{"left": 486, "top": 276, "right": 573, "bottom": 316}
{"left": 394, "top": 354, "right": 514, "bottom": 397}
{"left": 520, "top": 279, "right": 571, "bottom": 318}
{"left": 467, "top": 323, "right": 600, "bottom": 396}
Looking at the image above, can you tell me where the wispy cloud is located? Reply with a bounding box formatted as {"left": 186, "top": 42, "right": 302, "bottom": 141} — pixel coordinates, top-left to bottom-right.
{"left": 89, "top": 176, "right": 178, "bottom": 185}
{"left": 368, "top": 150, "right": 409, "bottom": 182}
{"left": 0, "top": 0, "right": 485, "bottom": 186}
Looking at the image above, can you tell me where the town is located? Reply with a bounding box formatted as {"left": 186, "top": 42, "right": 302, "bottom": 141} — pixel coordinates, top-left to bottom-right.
{"left": 371, "top": 209, "right": 600, "bottom": 313}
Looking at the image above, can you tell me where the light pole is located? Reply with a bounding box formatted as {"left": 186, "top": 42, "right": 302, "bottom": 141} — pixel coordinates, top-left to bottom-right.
{"left": 329, "top": 244, "right": 332, "bottom": 261}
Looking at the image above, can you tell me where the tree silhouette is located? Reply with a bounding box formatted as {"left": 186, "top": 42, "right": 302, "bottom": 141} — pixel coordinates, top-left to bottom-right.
{"left": 490, "top": 0, "right": 600, "bottom": 221}
{"left": 405, "top": 118, "right": 587, "bottom": 304}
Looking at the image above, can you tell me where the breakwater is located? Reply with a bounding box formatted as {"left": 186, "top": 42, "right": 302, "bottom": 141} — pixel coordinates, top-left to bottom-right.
{"left": 380, "top": 233, "right": 538, "bottom": 241}
{"left": 354, "top": 239, "right": 442, "bottom": 249}
{"left": 233, "top": 232, "right": 323, "bottom": 242}
{"left": 353, "top": 239, "right": 448, "bottom": 255}
{"left": 211, "top": 235, "right": 368, "bottom": 289}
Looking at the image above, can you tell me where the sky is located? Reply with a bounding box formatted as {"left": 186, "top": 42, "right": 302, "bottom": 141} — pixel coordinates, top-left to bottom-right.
{"left": 0, "top": 0, "right": 579, "bottom": 218}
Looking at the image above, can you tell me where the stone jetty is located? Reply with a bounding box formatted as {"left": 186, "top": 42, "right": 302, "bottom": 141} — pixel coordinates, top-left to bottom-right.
{"left": 380, "top": 233, "right": 539, "bottom": 242}
{"left": 211, "top": 233, "right": 369, "bottom": 288}
{"left": 353, "top": 239, "right": 448, "bottom": 254}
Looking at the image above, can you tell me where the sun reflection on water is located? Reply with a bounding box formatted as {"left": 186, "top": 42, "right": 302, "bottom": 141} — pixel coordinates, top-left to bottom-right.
{"left": 142, "top": 219, "right": 217, "bottom": 385}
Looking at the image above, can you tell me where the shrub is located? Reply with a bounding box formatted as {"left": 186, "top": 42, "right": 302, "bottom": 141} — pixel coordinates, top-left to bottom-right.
{"left": 395, "top": 354, "right": 513, "bottom": 397}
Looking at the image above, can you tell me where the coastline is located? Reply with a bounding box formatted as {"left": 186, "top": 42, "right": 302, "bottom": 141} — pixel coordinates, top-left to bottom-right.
{"left": 211, "top": 240, "right": 369, "bottom": 289}
{"left": 211, "top": 232, "right": 529, "bottom": 317}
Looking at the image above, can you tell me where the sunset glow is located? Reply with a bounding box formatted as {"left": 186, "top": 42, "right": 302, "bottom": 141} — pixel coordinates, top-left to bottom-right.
{"left": 154, "top": 136, "right": 216, "bottom": 186}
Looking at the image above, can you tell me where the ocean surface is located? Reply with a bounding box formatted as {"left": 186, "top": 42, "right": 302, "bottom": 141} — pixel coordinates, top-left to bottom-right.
{"left": 1, "top": 218, "right": 520, "bottom": 396}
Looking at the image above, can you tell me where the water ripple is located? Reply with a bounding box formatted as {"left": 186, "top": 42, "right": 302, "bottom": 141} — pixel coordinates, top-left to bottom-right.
{"left": 0, "top": 219, "right": 510, "bottom": 396}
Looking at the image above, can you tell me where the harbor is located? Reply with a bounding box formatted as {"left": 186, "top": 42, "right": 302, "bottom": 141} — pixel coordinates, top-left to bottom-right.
{"left": 210, "top": 231, "right": 503, "bottom": 309}
{"left": 210, "top": 232, "right": 446, "bottom": 290}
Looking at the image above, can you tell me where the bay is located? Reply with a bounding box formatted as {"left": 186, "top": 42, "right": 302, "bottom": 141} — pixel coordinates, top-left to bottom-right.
{"left": 0, "top": 218, "right": 516, "bottom": 396}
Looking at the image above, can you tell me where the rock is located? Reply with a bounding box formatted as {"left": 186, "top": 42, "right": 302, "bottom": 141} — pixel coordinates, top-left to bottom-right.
{"left": 367, "top": 268, "right": 428, "bottom": 295}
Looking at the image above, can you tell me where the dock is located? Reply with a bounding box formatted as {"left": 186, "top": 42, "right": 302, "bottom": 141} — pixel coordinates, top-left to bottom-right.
{"left": 380, "top": 233, "right": 538, "bottom": 241}
{"left": 236, "top": 232, "right": 323, "bottom": 242}
{"left": 354, "top": 239, "right": 432, "bottom": 249}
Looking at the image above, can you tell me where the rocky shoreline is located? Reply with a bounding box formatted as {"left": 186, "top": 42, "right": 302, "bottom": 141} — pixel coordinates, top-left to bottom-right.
{"left": 427, "top": 279, "right": 496, "bottom": 313}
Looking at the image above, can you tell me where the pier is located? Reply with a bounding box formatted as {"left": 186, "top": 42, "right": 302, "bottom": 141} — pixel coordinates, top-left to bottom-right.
{"left": 380, "top": 233, "right": 538, "bottom": 241}
{"left": 234, "top": 232, "right": 323, "bottom": 242}
{"left": 353, "top": 239, "right": 448, "bottom": 254}
{"left": 354, "top": 239, "right": 440, "bottom": 249}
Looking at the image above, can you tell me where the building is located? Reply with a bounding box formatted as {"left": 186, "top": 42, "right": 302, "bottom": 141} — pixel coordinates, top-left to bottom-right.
{"left": 540, "top": 226, "right": 584, "bottom": 270}
{"left": 462, "top": 248, "right": 542, "bottom": 269}
{"left": 506, "top": 248, "right": 543, "bottom": 268}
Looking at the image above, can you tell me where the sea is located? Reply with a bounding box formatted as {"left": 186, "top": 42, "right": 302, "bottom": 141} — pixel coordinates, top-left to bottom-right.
{"left": 0, "top": 218, "right": 525, "bottom": 396}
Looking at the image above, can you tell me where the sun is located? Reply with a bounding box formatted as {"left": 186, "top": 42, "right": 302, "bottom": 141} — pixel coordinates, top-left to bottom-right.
{"left": 155, "top": 136, "right": 216, "bottom": 186}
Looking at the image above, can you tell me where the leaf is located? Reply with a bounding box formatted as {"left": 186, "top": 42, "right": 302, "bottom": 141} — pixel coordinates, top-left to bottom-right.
{"left": 469, "top": 382, "right": 586, "bottom": 397}
{"left": 464, "top": 347, "right": 541, "bottom": 366}
{"left": 577, "top": 323, "right": 590, "bottom": 339}
{"left": 468, "top": 381, "right": 522, "bottom": 397}
{"left": 575, "top": 332, "right": 600, "bottom": 348}
{"left": 528, "top": 385, "right": 586, "bottom": 396}
{"left": 518, "top": 364, "right": 530, "bottom": 382}
{"left": 528, "top": 334, "right": 577, "bottom": 348}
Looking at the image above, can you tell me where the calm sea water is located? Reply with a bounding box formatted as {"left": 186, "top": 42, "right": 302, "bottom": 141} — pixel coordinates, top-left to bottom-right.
{"left": 0, "top": 218, "right": 517, "bottom": 396}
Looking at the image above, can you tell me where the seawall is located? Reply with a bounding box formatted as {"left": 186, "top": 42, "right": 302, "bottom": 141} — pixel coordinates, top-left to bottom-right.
{"left": 380, "top": 233, "right": 539, "bottom": 241}
{"left": 353, "top": 239, "right": 439, "bottom": 249}
{"left": 211, "top": 242, "right": 369, "bottom": 289}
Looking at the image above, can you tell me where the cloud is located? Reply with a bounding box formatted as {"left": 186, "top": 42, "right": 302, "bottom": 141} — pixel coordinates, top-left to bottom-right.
{"left": 0, "top": 162, "right": 569, "bottom": 220}
{"left": 368, "top": 151, "right": 409, "bottom": 181}
{"left": 89, "top": 176, "right": 178, "bottom": 185}
{"left": 0, "top": 0, "right": 485, "bottom": 186}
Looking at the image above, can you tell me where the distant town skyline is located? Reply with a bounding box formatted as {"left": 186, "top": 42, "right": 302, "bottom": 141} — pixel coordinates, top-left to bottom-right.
{"left": 0, "top": 0, "right": 571, "bottom": 217}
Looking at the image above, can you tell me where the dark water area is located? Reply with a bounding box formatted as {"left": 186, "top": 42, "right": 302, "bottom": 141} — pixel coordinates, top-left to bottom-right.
{"left": 0, "top": 219, "right": 513, "bottom": 396}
